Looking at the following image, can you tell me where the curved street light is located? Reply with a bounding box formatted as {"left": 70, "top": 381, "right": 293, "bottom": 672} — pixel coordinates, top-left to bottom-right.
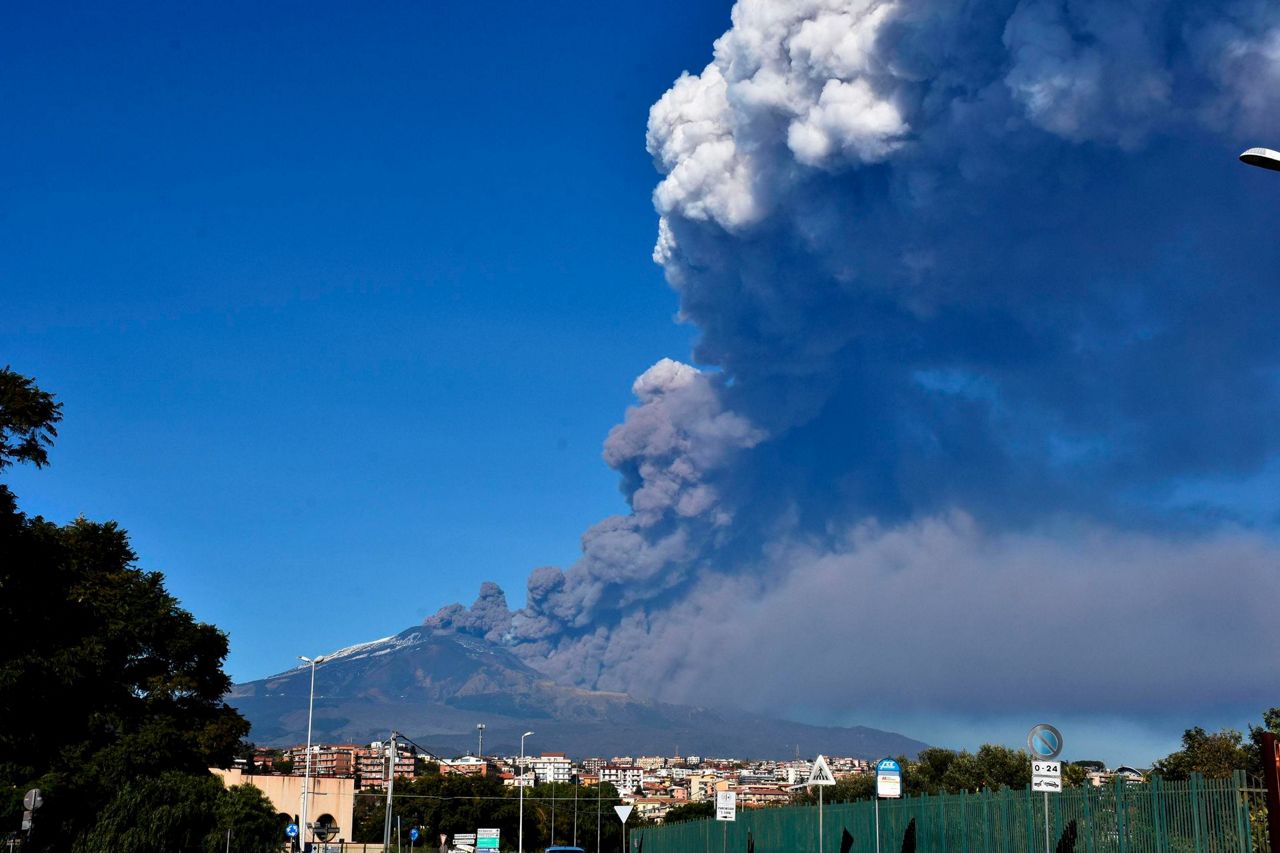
{"left": 1240, "top": 147, "right": 1280, "bottom": 171}
{"left": 298, "top": 654, "right": 326, "bottom": 849}
{"left": 518, "top": 731, "right": 534, "bottom": 853}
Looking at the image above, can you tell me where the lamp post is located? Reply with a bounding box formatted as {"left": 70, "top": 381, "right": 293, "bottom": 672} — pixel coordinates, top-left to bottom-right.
{"left": 1241, "top": 147, "right": 1280, "bottom": 171}
{"left": 518, "top": 731, "right": 534, "bottom": 853}
{"left": 298, "top": 654, "right": 326, "bottom": 851}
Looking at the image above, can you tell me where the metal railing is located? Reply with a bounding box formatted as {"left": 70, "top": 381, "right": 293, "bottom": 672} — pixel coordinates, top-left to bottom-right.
{"left": 637, "top": 773, "right": 1265, "bottom": 853}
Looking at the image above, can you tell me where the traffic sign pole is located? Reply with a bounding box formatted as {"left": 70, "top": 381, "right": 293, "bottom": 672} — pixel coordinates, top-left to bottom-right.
{"left": 819, "top": 786, "right": 823, "bottom": 853}
{"left": 1044, "top": 793, "right": 1050, "bottom": 853}
{"left": 1028, "top": 725, "right": 1065, "bottom": 853}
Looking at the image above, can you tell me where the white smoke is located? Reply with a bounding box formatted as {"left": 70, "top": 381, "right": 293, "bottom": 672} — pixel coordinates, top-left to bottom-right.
{"left": 433, "top": 0, "right": 1280, "bottom": 726}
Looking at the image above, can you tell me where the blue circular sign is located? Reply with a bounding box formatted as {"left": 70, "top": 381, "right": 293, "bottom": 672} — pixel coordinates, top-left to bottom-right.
{"left": 876, "top": 758, "right": 901, "bottom": 774}
{"left": 1027, "top": 724, "right": 1063, "bottom": 759}
{"left": 285, "top": 823, "right": 299, "bottom": 838}
{"left": 410, "top": 828, "right": 420, "bottom": 841}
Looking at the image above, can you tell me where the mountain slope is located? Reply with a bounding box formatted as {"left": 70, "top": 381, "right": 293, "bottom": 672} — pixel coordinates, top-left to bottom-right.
{"left": 228, "top": 626, "right": 927, "bottom": 759}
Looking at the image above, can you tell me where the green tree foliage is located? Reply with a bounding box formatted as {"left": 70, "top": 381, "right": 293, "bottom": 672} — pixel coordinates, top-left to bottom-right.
{"left": 906, "top": 745, "right": 1030, "bottom": 794}
{"left": 663, "top": 801, "right": 714, "bottom": 824}
{"left": 352, "top": 775, "right": 626, "bottom": 851}
{"left": 1246, "top": 707, "right": 1280, "bottom": 777}
{"left": 211, "top": 783, "right": 288, "bottom": 851}
{"left": 1152, "top": 727, "right": 1251, "bottom": 780}
{"left": 0, "top": 370, "right": 252, "bottom": 849}
{"left": 74, "top": 773, "right": 280, "bottom": 853}
{"left": 796, "top": 744, "right": 1073, "bottom": 807}
{"left": 0, "top": 366, "right": 62, "bottom": 472}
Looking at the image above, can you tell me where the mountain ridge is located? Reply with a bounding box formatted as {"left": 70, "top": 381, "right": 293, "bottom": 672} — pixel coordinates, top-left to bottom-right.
{"left": 228, "top": 625, "right": 928, "bottom": 760}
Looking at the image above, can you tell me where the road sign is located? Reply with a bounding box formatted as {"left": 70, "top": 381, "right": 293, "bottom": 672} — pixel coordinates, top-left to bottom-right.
{"left": 477, "top": 828, "right": 500, "bottom": 849}
{"left": 876, "top": 758, "right": 902, "bottom": 799}
{"left": 806, "top": 755, "right": 836, "bottom": 786}
{"left": 1027, "top": 724, "right": 1064, "bottom": 759}
{"left": 615, "top": 805, "right": 634, "bottom": 823}
{"left": 1032, "top": 760, "right": 1062, "bottom": 793}
{"left": 715, "top": 791, "right": 737, "bottom": 821}
{"left": 441, "top": 833, "right": 448, "bottom": 846}
{"left": 410, "top": 827, "right": 420, "bottom": 842}
{"left": 285, "top": 824, "right": 299, "bottom": 838}
{"left": 22, "top": 790, "right": 42, "bottom": 811}
{"left": 454, "top": 832, "right": 477, "bottom": 848}
{"left": 312, "top": 821, "right": 339, "bottom": 842}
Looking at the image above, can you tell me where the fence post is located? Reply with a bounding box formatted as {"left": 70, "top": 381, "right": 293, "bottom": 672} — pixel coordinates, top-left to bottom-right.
{"left": 1191, "top": 774, "right": 1205, "bottom": 853}
{"left": 1115, "top": 776, "right": 1127, "bottom": 853}
{"left": 1081, "top": 780, "right": 1094, "bottom": 853}
{"left": 1026, "top": 785, "right": 1037, "bottom": 853}
{"left": 1152, "top": 774, "right": 1165, "bottom": 853}
{"left": 941, "top": 792, "right": 948, "bottom": 853}
{"left": 961, "top": 791, "right": 970, "bottom": 853}
{"left": 983, "top": 789, "right": 992, "bottom": 853}
{"left": 1234, "top": 770, "right": 1252, "bottom": 853}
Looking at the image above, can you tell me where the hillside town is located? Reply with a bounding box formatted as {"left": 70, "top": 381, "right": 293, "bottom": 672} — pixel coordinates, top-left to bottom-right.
{"left": 244, "top": 743, "right": 1146, "bottom": 824}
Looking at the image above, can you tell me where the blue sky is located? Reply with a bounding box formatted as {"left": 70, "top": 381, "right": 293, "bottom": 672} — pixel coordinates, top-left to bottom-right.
{"left": 1, "top": 0, "right": 729, "bottom": 679}
{"left": 7, "top": 0, "right": 1280, "bottom": 768}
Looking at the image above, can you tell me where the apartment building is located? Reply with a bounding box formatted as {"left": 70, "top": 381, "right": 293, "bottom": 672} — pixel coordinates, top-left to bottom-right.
{"left": 355, "top": 742, "right": 416, "bottom": 788}
{"left": 600, "top": 764, "right": 643, "bottom": 794}
{"left": 530, "top": 752, "right": 573, "bottom": 785}
{"left": 440, "top": 756, "right": 500, "bottom": 777}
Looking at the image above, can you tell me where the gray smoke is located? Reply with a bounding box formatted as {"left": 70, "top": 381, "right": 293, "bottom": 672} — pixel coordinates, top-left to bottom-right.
{"left": 431, "top": 0, "right": 1280, "bottom": 722}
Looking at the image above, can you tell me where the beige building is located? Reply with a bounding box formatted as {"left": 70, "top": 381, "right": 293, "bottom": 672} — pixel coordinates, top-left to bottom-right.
{"left": 212, "top": 768, "right": 356, "bottom": 845}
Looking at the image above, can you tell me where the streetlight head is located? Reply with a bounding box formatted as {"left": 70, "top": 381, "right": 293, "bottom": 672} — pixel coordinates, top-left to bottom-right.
{"left": 299, "top": 655, "right": 311, "bottom": 663}
{"left": 523, "top": 731, "right": 534, "bottom": 737}
{"left": 1240, "top": 147, "right": 1280, "bottom": 171}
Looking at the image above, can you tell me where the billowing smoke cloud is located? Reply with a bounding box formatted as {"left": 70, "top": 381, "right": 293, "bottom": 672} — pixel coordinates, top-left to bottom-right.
{"left": 431, "top": 0, "right": 1280, "bottom": 725}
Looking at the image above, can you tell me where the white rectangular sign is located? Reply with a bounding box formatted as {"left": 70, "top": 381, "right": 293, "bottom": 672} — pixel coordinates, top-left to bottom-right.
{"left": 876, "top": 773, "right": 902, "bottom": 798}
{"left": 715, "top": 791, "right": 737, "bottom": 821}
{"left": 1031, "top": 760, "right": 1061, "bottom": 793}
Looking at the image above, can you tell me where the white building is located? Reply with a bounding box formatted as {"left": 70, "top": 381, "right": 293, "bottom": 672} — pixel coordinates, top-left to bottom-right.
{"left": 601, "top": 764, "right": 643, "bottom": 794}
{"left": 530, "top": 752, "right": 573, "bottom": 785}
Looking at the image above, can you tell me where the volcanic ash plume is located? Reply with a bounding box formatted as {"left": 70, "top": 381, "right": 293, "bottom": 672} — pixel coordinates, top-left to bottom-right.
{"left": 431, "top": 0, "right": 1280, "bottom": 720}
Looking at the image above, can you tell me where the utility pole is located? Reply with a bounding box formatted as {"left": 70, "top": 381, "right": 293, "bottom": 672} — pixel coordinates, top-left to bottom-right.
{"left": 383, "top": 733, "right": 399, "bottom": 851}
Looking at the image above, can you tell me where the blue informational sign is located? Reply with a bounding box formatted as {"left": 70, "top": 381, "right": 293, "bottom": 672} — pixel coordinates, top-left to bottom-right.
{"left": 876, "top": 758, "right": 901, "bottom": 774}
{"left": 285, "top": 824, "right": 299, "bottom": 838}
{"left": 410, "top": 828, "right": 420, "bottom": 842}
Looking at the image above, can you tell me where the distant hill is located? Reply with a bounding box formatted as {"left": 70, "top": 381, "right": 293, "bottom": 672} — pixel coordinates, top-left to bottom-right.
{"left": 228, "top": 626, "right": 927, "bottom": 760}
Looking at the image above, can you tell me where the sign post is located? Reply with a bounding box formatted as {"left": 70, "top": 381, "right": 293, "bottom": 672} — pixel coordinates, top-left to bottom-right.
{"left": 1028, "top": 725, "right": 1065, "bottom": 853}
{"left": 806, "top": 755, "right": 836, "bottom": 853}
{"left": 615, "top": 805, "right": 633, "bottom": 853}
{"left": 875, "top": 759, "right": 902, "bottom": 853}
{"left": 716, "top": 791, "right": 736, "bottom": 853}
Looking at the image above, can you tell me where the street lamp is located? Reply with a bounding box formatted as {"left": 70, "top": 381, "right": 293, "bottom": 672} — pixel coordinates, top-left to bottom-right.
{"left": 298, "top": 654, "right": 326, "bottom": 851}
{"left": 1240, "top": 147, "right": 1280, "bottom": 171}
{"left": 518, "top": 731, "right": 534, "bottom": 853}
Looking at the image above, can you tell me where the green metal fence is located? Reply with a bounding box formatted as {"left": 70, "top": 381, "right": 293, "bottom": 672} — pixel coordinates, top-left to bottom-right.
{"left": 637, "top": 773, "right": 1269, "bottom": 853}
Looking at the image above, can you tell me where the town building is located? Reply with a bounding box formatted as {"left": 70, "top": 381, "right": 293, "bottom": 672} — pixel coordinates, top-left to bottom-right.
{"left": 601, "top": 764, "right": 644, "bottom": 794}
{"left": 530, "top": 752, "right": 573, "bottom": 785}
